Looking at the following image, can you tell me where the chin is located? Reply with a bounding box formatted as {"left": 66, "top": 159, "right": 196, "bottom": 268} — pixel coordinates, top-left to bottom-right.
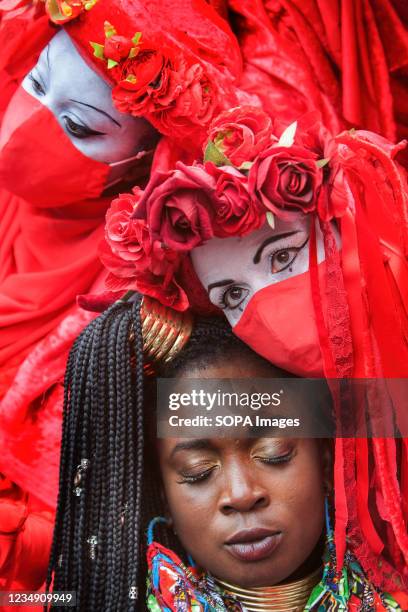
{"left": 214, "top": 560, "right": 293, "bottom": 589}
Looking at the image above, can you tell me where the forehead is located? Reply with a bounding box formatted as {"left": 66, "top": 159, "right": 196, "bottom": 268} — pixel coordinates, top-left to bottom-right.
{"left": 191, "top": 214, "right": 309, "bottom": 283}
{"left": 158, "top": 437, "right": 295, "bottom": 457}
{"left": 41, "top": 30, "right": 113, "bottom": 106}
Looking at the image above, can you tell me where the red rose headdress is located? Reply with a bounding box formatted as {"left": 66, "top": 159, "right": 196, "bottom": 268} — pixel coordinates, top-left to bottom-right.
{"left": 99, "top": 107, "right": 358, "bottom": 310}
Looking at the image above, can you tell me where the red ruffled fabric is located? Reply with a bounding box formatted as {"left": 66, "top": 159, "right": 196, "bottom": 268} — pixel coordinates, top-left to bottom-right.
{"left": 311, "top": 132, "right": 408, "bottom": 588}
{"left": 229, "top": 0, "right": 408, "bottom": 140}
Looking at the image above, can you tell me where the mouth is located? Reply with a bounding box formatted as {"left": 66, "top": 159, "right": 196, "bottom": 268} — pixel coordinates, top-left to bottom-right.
{"left": 224, "top": 528, "right": 282, "bottom": 562}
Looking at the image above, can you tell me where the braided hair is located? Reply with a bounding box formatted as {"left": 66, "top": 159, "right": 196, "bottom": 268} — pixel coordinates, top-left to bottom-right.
{"left": 46, "top": 305, "right": 286, "bottom": 611}
{"left": 46, "top": 297, "right": 150, "bottom": 610}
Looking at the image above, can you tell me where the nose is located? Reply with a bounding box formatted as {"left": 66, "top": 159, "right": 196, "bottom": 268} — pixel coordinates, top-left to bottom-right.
{"left": 219, "top": 463, "right": 269, "bottom": 514}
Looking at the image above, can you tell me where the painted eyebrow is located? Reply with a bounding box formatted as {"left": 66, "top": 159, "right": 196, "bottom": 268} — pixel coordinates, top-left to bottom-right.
{"left": 69, "top": 99, "right": 121, "bottom": 127}
{"left": 170, "top": 439, "right": 214, "bottom": 459}
{"left": 253, "top": 231, "right": 300, "bottom": 264}
{"left": 208, "top": 278, "right": 235, "bottom": 294}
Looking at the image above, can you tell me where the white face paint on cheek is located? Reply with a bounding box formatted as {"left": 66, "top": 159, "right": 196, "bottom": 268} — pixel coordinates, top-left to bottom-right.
{"left": 191, "top": 217, "right": 337, "bottom": 327}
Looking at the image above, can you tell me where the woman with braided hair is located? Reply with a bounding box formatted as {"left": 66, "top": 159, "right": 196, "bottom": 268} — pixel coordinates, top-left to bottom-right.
{"left": 47, "top": 298, "right": 407, "bottom": 610}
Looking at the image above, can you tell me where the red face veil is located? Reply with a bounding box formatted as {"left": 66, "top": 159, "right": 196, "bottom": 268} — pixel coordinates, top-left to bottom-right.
{"left": 0, "top": 86, "right": 111, "bottom": 207}
{"left": 233, "top": 267, "right": 325, "bottom": 377}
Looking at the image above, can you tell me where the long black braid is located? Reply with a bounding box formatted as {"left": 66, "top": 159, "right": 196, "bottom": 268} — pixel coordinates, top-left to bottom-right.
{"left": 46, "top": 297, "right": 160, "bottom": 611}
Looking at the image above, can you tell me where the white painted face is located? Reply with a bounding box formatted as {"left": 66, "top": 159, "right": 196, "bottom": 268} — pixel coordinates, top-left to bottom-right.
{"left": 22, "top": 30, "right": 158, "bottom": 173}
{"left": 191, "top": 214, "right": 330, "bottom": 326}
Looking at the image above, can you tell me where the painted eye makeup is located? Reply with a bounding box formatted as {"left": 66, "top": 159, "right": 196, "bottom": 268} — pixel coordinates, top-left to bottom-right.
{"left": 28, "top": 72, "right": 46, "bottom": 96}
{"left": 62, "top": 115, "right": 106, "bottom": 139}
{"left": 177, "top": 462, "right": 219, "bottom": 484}
{"left": 252, "top": 442, "right": 295, "bottom": 466}
{"left": 254, "top": 450, "right": 294, "bottom": 465}
{"left": 217, "top": 286, "right": 249, "bottom": 311}
{"left": 269, "top": 237, "right": 309, "bottom": 274}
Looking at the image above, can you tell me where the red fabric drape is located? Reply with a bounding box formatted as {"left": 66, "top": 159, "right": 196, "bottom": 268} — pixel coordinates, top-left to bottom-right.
{"left": 0, "top": 194, "right": 109, "bottom": 390}
{"left": 229, "top": 0, "right": 408, "bottom": 140}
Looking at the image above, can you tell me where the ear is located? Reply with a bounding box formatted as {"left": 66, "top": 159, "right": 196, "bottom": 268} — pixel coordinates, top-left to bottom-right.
{"left": 159, "top": 484, "right": 175, "bottom": 530}
{"left": 320, "top": 439, "right": 334, "bottom": 495}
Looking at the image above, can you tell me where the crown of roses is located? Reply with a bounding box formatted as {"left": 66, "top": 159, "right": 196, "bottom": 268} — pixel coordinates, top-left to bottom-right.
{"left": 99, "top": 105, "right": 406, "bottom": 312}
{"left": 98, "top": 106, "right": 334, "bottom": 309}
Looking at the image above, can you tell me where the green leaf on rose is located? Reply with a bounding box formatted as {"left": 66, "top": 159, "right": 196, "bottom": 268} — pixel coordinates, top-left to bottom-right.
{"left": 90, "top": 42, "right": 105, "bottom": 60}
{"left": 104, "top": 21, "right": 117, "bottom": 38}
{"left": 125, "top": 74, "right": 138, "bottom": 84}
{"left": 203, "top": 142, "right": 232, "bottom": 167}
{"left": 132, "top": 32, "right": 142, "bottom": 45}
{"left": 128, "top": 47, "right": 139, "bottom": 59}
{"left": 316, "top": 158, "right": 330, "bottom": 168}
{"left": 266, "top": 211, "right": 275, "bottom": 229}
{"left": 278, "top": 121, "right": 297, "bottom": 147}
{"left": 239, "top": 161, "right": 253, "bottom": 172}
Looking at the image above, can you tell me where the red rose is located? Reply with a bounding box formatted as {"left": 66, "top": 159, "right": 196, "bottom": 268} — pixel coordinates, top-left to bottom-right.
{"left": 249, "top": 145, "right": 322, "bottom": 214}
{"left": 104, "top": 193, "right": 151, "bottom": 266}
{"left": 207, "top": 106, "right": 274, "bottom": 166}
{"left": 205, "top": 163, "right": 264, "bottom": 237}
{"left": 134, "top": 163, "right": 216, "bottom": 251}
{"left": 170, "top": 64, "right": 217, "bottom": 127}
{"left": 112, "top": 51, "right": 220, "bottom": 141}
{"left": 104, "top": 35, "right": 134, "bottom": 63}
{"left": 112, "top": 47, "right": 182, "bottom": 112}
{"left": 99, "top": 240, "right": 141, "bottom": 291}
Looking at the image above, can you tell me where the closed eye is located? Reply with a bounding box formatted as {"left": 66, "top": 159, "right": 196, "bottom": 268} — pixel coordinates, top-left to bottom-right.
{"left": 28, "top": 73, "right": 45, "bottom": 96}
{"left": 62, "top": 115, "right": 106, "bottom": 139}
{"left": 253, "top": 450, "right": 294, "bottom": 465}
{"left": 177, "top": 465, "right": 218, "bottom": 484}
